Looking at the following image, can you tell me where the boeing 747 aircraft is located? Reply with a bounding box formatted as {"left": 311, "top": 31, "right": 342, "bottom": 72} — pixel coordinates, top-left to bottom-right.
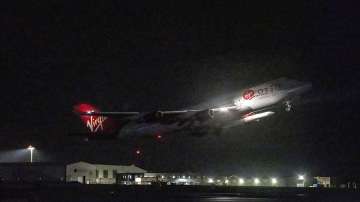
{"left": 73, "top": 78, "right": 311, "bottom": 139}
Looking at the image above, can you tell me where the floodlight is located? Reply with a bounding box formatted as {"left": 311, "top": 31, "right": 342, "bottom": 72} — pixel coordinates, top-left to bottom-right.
{"left": 271, "top": 178, "right": 278, "bottom": 185}
{"left": 27, "top": 145, "right": 35, "bottom": 151}
{"left": 298, "top": 175, "right": 305, "bottom": 180}
{"left": 27, "top": 145, "right": 35, "bottom": 163}
{"left": 238, "top": 178, "right": 244, "bottom": 185}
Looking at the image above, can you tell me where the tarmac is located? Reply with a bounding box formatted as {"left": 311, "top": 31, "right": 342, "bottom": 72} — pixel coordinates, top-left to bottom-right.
{"left": 1, "top": 183, "right": 360, "bottom": 202}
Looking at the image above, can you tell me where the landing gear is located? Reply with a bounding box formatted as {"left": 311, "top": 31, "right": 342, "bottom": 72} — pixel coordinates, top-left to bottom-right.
{"left": 285, "top": 101, "right": 292, "bottom": 112}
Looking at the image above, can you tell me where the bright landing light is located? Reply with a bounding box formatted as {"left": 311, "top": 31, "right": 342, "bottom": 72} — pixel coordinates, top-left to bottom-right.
{"left": 218, "top": 107, "right": 229, "bottom": 112}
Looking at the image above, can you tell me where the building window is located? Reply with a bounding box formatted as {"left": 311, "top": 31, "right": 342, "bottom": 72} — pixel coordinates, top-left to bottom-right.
{"left": 103, "top": 170, "right": 108, "bottom": 178}
{"left": 96, "top": 170, "right": 99, "bottom": 178}
{"left": 113, "top": 170, "right": 117, "bottom": 178}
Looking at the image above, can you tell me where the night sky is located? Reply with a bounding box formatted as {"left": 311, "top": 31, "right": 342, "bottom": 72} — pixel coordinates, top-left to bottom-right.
{"left": 2, "top": 1, "right": 360, "bottom": 177}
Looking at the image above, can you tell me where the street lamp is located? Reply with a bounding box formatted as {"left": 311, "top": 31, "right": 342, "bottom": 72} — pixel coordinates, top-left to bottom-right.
{"left": 27, "top": 145, "right": 35, "bottom": 163}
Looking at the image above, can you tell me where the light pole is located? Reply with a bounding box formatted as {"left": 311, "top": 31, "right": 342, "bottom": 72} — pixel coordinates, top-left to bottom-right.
{"left": 27, "top": 145, "right": 35, "bottom": 163}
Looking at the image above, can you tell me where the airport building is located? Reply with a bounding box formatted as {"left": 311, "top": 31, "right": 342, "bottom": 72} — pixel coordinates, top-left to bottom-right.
{"left": 66, "top": 161, "right": 147, "bottom": 184}
{"left": 139, "top": 173, "right": 202, "bottom": 185}
{"left": 314, "top": 176, "right": 331, "bottom": 188}
{"left": 0, "top": 161, "right": 340, "bottom": 188}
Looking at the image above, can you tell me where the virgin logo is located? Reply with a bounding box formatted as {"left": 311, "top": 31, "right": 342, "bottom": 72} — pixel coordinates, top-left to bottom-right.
{"left": 243, "top": 89, "right": 255, "bottom": 100}
{"left": 86, "top": 116, "right": 107, "bottom": 132}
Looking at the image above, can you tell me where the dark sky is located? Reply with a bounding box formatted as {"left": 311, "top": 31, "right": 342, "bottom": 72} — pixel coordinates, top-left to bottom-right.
{"left": 2, "top": 1, "right": 360, "bottom": 176}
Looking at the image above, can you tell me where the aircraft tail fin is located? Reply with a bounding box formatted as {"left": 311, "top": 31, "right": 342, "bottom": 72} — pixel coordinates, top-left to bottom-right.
{"left": 73, "top": 103, "right": 116, "bottom": 134}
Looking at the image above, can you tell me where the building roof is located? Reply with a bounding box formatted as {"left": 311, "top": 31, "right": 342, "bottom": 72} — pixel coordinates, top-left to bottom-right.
{"left": 67, "top": 161, "right": 147, "bottom": 173}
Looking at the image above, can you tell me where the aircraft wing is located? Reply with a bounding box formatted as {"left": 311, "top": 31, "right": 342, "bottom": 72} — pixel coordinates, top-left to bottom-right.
{"left": 78, "top": 111, "right": 140, "bottom": 117}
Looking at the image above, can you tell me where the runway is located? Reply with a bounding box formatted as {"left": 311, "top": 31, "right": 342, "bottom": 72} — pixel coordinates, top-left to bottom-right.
{"left": 1, "top": 183, "right": 360, "bottom": 202}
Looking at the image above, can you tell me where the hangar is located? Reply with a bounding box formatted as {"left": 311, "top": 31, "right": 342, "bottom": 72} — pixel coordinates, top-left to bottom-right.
{"left": 66, "top": 161, "right": 147, "bottom": 184}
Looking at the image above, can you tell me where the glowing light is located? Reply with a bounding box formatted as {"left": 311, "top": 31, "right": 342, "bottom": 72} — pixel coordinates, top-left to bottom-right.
{"left": 156, "top": 134, "right": 162, "bottom": 139}
{"left": 218, "top": 107, "right": 229, "bottom": 112}
{"left": 238, "top": 178, "right": 244, "bottom": 185}
{"left": 243, "top": 89, "right": 255, "bottom": 100}
{"left": 135, "top": 177, "right": 141, "bottom": 183}
{"left": 27, "top": 145, "right": 35, "bottom": 163}
{"left": 225, "top": 179, "right": 229, "bottom": 184}
{"left": 297, "top": 175, "right": 306, "bottom": 187}
{"left": 271, "top": 178, "right": 278, "bottom": 185}
{"left": 298, "top": 175, "right": 305, "bottom": 180}
{"left": 254, "top": 178, "right": 260, "bottom": 185}
{"left": 242, "top": 111, "right": 275, "bottom": 122}
{"left": 73, "top": 104, "right": 107, "bottom": 133}
{"left": 136, "top": 150, "right": 141, "bottom": 155}
{"left": 208, "top": 178, "right": 214, "bottom": 183}
{"left": 27, "top": 145, "right": 35, "bottom": 151}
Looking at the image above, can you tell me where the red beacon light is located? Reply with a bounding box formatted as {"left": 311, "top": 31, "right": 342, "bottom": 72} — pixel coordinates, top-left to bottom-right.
{"left": 154, "top": 132, "right": 163, "bottom": 140}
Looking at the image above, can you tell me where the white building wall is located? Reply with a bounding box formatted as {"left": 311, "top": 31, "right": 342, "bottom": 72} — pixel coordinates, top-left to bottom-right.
{"left": 66, "top": 162, "right": 146, "bottom": 184}
{"left": 66, "top": 161, "right": 96, "bottom": 184}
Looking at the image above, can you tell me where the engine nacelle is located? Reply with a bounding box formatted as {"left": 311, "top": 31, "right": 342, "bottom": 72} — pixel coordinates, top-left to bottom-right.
{"left": 242, "top": 111, "right": 275, "bottom": 122}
